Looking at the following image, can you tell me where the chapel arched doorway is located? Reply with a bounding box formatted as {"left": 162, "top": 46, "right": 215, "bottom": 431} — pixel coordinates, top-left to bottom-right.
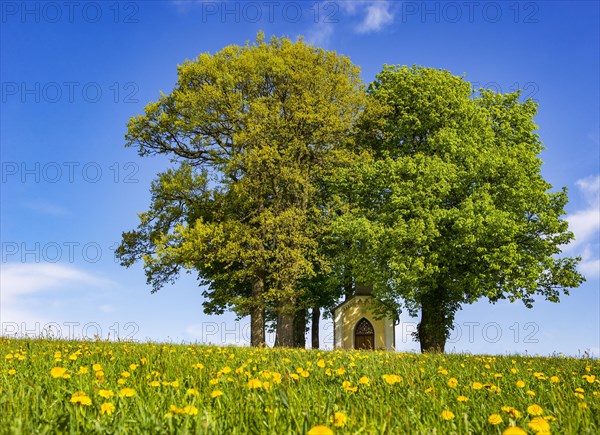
{"left": 354, "top": 317, "right": 375, "bottom": 350}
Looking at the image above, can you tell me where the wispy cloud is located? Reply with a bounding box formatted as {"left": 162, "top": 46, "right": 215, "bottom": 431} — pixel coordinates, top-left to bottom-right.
{"left": 0, "top": 263, "right": 116, "bottom": 329}
{"left": 1, "top": 263, "right": 113, "bottom": 300}
{"left": 356, "top": 1, "right": 395, "bottom": 33}
{"left": 340, "top": 0, "right": 395, "bottom": 34}
{"left": 565, "top": 175, "right": 600, "bottom": 278}
{"left": 305, "top": 21, "right": 335, "bottom": 47}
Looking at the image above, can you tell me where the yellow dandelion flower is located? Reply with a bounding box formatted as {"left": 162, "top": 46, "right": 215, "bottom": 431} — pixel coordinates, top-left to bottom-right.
{"left": 186, "top": 388, "right": 199, "bottom": 396}
{"left": 359, "top": 376, "right": 370, "bottom": 385}
{"left": 457, "top": 395, "right": 468, "bottom": 402}
{"left": 100, "top": 402, "right": 115, "bottom": 415}
{"left": 330, "top": 411, "right": 347, "bottom": 428}
{"left": 70, "top": 391, "right": 92, "bottom": 406}
{"left": 98, "top": 390, "right": 114, "bottom": 399}
{"left": 118, "top": 388, "right": 136, "bottom": 397}
{"left": 488, "top": 414, "right": 503, "bottom": 425}
{"left": 336, "top": 368, "right": 346, "bottom": 375}
{"left": 447, "top": 378, "right": 458, "bottom": 388}
{"left": 121, "top": 371, "right": 131, "bottom": 378}
{"left": 550, "top": 376, "right": 559, "bottom": 383}
{"left": 574, "top": 387, "right": 584, "bottom": 393}
{"left": 193, "top": 363, "right": 204, "bottom": 370}
{"left": 8, "top": 369, "right": 16, "bottom": 375}
{"left": 209, "top": 378, "right": 219, "bottom": 385}
{"left": 382, "top": 374, "right": 402, "bottom": 385}
{"left": 342, "top": 381, "right": 358, "bottom": 392}
{"left": 527, "top": 417, "right": 550, "bottom": 433}
{"left": 247, "top": 378, "right": 263, "bottom": 389}
{"left": 290, "top": 374, "right": 300, "bottom": 380}
{"left": 516, "top": 380, "right": 525, "bottom": 388}
{"left": 502, "top": 427, "right": 527, "bottom": 435}
{"left": 307, "top": 425, "right": 333, "bottom": 435}
{"left": 578, "top": 402, "right": 588, "bottom": 409}
{"left": 183, "top": 405, "right": 198, "bottom": 416}
{"left": 441, "top": 410, "right": 455, "bottom": 421}
{"left": 575, "top": 392, "right": 584, "bottom": 399}
{"left": 117, "top": 379, "right": 127, "bottom": 385}
{"left": 583, "top": 374, "right": 596, "bottom": 383}
{"left": 527, "top": 404, "right": 543, "bottom": 416}
{"left": 317, "top": 359, "right": 325, "bottom": 368}
{"left": 425, "top": 387, "right": 434, "bottom": 394}
{"left": 93, "top": 363, "right": 102, "bottom": 372}
{"left": 472, "top": 382, "right": 483, "bottom": 390}
{"left": 325, "top": 368, "right": 332, "bottom": 376}
{"left": 50, "top": 367, "right": 67, "bottom": 378}
{"left": 169, "top": 404, "right": 182, "bottom": 415}
{"left": 526, "top": 390, "right": 536, "bottom": 396}
{"left": 211, "top": 390, "right": 223, "bottom": 398}
{"left": 149, "top": 381, "right": 160, "bottom": 387}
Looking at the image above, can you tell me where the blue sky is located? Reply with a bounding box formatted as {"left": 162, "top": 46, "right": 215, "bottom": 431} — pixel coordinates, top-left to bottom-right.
{"left": 1, "top": 1, "right": 598, "bottom": 356}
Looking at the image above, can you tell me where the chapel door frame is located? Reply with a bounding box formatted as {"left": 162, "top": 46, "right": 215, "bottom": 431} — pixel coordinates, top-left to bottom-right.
{"left": 354, "top": 317, "right": 375, "bottom": 350}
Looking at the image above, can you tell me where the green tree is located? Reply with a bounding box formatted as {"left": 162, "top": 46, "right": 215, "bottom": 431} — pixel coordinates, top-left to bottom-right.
{"left": 333, "top": 65, "right": 585, "bottom": 352}
{"left": 116, "top": 33, "right": 365, "bottom": 347}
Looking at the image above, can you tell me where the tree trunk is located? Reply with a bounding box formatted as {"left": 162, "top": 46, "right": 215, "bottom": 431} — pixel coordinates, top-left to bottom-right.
{"left": 250, "top": 275, "right": 265, "bottom": 347}
{"left": 275, "top": 304, "right": 295, "bottom": 347}
{"left": 293, "top": 308, "right": 306, "bottom": 348}
{"left": 417, "top": 290, "right": 448, "bottom": 353}
{"left": 311, "top": 307, "right": 320, "bottom": 349}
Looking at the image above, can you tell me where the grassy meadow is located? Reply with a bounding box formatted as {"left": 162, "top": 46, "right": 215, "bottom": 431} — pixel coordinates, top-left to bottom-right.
{"left": 0, "top": 337, "right": 598, "bottom": 434}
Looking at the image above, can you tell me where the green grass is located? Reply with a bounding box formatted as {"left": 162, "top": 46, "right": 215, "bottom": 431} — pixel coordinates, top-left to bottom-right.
{"left": 0, "top": 337, "right": 598, "bottom": 434}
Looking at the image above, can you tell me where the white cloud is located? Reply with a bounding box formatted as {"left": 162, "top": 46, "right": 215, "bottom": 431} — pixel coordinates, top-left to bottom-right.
{"left": 356, "top": 1, "right": 395, "bottom": 33}
{"left": 579, "top": 245, "right": 600, "bottom": 278}
{"left": 305, "top": 21, "right": 335, "bottom": 47}
{"left": 305, "top": 1, "right": 395, "bottom": 44}
{"left": 1, "top": 263, "right": 113, "bottom": 300}
{"left": 566, "top": 175, "right": 600, "bottom": 250}
{"left": 0, "top": 263, "right": 115, "bottom": 331}
{"left": 339, "top": 0, "right": 395, "bottom": 34}
{"left": 565, "top": 175, "right": 600, "bottom": 278}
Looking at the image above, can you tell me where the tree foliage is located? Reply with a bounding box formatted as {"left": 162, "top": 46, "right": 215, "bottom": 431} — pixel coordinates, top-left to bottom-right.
{"left": 117, "top": 33, "right": 365, "bottom": 346}
{"left": 330, "top": 65, "right": 585, "bottom": 351}
{"left": 118, "top": 36, "right": 584, "bottom": 352}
